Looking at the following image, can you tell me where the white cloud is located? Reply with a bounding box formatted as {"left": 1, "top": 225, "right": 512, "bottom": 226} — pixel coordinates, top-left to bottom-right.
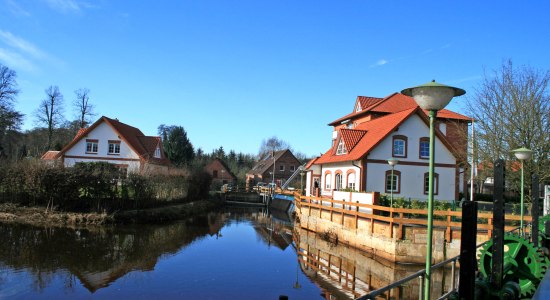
{"left": 43, "top": 0, "right": 81, "bottom": 13}
{"left": 5, "top": 0, "right": 31, "bottom": 17}
{"left": 0, "top": 48, "right": 36, "bottom": 72}
{"left": 0, "top": 30, "right": 45, "bottom": 59}
{"left": 370, "top": 59, "right": 388, "bottom": 68}
{"left": 447, "top": 75, "right": 483, "bottom": 85}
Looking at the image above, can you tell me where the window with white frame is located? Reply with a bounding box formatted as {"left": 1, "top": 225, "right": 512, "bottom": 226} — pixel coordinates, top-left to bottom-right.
{"left": 419, "top": 137, "right": 429, "bottom": 159}
{"left": 290, "top": 165, "right": 295, "bottom": 172}
{"left": 347, "top": 172, "right": 356, "bottom": 191}
{"left": 279, "top": 165, "right": 285, "bottom": 172}
{"left": 392, "top": 135, "right": 407, "bottom": 157}
{"left": 335, "top": 173, "right": 342, "bottom": 191}
{"left": 108, "top": 140, "right": 121, "bottom": 154}
{"left": 325, "top": 173, "right": 331, "bottom": 190}
{"left": 385, "top": 170, "right": 401, "bottom": 193}
{"left": 336, "top": 139, "right": 347, "bottom": 155}
{"left": 424, "top": 172, "right": 439, "bottom": 195}
{"left": 154, "top": 147, "right": 161, "bottom": 158}
{"left": 86, "top": 139, "right": 98, "bottom": 153}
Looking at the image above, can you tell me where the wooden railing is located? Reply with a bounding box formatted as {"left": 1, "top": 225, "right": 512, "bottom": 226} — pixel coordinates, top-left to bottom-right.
{"left": 294, "top": 193, "right": 531, "bottom": 241}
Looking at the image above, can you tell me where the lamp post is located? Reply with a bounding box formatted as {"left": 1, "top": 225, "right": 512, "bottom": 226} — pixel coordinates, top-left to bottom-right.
{"left": 512, "top": 147, "right": 532, "bottom": 236}
{"left": 387, "top": 158, "right": 399, "bottom": 208}
{"left": 402, "top": 80, "right": 465, "bottom": 300}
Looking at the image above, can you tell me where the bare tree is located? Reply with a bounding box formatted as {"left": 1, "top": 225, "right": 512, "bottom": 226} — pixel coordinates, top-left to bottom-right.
{"left": 466, "top": 60, "right": 550, "bottom": 198}
{"left": 74, "top": 88, "right": 95, "bottom": 128}
{"left": 36, "top": 86, "right": 64, "bottom": 150}
{"left": 258, "top": 136, "right": 291, "bottom": 159}
{"left": 0, "top": 64, "right": 23, "bottom": 159}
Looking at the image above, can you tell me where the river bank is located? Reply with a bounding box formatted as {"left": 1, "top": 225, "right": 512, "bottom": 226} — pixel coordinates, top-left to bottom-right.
{"left": 0, "top": 199, "right": 221, "bottom": 227}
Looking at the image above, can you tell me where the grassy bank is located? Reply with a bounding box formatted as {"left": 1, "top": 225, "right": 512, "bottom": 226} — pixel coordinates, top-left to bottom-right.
{"left": 0, "top": 199, "right": 222, "bottom": 227}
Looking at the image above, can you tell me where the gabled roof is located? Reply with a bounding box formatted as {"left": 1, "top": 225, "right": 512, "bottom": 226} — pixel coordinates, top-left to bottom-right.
{"left": 56, "top": 116, "right": 169, "bottom": 166}
{"left": 339, "top": 129, "right": 367, "bottom": 153}
{"left": 248, "top": 149, "right": 299, "bottom": 176}
{"left": 355, "top": 96, "right": 383, "bottom": 112}
{"left": 328, "top": 93, "right": 472, "bottom": 126}
{"left": 41, "top": 150, "right": 60, "bottom": 160}
{"left": 207, "top": 157, "right": 237, "bottom": 179}
{"left": 315, "top": 107, "right": 458, "bottom": 165}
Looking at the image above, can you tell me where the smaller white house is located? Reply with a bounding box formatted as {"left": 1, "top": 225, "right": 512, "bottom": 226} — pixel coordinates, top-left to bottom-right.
{"left": 306, "top": 93, "right": 472, "bottom": 202}
{"left": 45, "top": 116, "right": 170, "bottom": 175}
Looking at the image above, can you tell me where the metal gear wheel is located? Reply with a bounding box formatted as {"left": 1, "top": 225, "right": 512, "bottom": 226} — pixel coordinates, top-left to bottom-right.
{"left": 478, "top": 233, "right": 549, "bottom": 298}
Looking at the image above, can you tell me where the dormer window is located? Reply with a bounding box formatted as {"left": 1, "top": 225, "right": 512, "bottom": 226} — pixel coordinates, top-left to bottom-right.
{"left": 154, "top": 147, "right": 161, "bottom": 158}
{"left": 356, "top": 105, "right": 361, "bottom": 112}
{"left": 336, "top": 139, "right": 347, "bottom": 155}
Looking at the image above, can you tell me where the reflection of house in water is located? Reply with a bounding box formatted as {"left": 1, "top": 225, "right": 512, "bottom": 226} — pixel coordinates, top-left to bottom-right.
{"left": 294, "top": 227, "right": 453, "bottom": 299}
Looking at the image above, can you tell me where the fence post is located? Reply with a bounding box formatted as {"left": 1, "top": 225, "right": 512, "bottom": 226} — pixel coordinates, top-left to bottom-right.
{"left": 355, "top": 201, "right": 359, "bottom": 229}
{"left": 446, "top": 208, "right": 452, "bottom": 242}
{"left": 458, "top": 199, "right": 477, "bottom": 300}
{"left": 492, "top": 159, "right": 505, "bottom": 289}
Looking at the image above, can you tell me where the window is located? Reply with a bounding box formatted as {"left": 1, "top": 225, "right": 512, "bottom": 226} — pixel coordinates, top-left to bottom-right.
{"left": 424, "top": 172, "right": 439, "bottom": 195}
{"left": 392, "top": 135, "right": 408, "bottom": 158}
{"left": 385, "top": 170, "right": 401, "bottom": 193}
{"left": 279, "top": 165, "right": 285, "bottom": 172}
{"left": 86, "top": 139, "right": 98, "bottom": 153}
{"left": 325, "top": 173, "right": 332, "bottom": 190}
{"left": 290, "top": 165, "right": 295, "bottom": 172}
{"left": 108, "top": 140, "right": 121, "bottom": 154}
{"left": 154, "top": 147, "right": 161, "bottom": 158}
{"left": 419, "top": 137, "right": 429, "bottom": 159}
{"left": 336, "top": 139, "right": 347, "bottom": 155}
{"left": 335, "top": 173, "right": 342, "bottom": 191}
{"left": 347, "top": 123, "right": 353, "bottom": 129}
{"left": 347, "top": 172, "right": 356, "bottom": 191}
{"left": 213, "top": 170, "right": 218, "bottom": 178}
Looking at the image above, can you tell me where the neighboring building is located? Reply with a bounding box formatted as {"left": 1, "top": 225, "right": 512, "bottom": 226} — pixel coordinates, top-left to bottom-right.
{"left": 45, "top": 116, "right": 170, "bottom": 175}
{"left": 306, "top": 93, "right": 472, "bottom": 202}
{"left": 246, "top": 149, "right": 301, "bottom": 188}
{"left": 204, "top": 157, "right": 237, "bottom": 186}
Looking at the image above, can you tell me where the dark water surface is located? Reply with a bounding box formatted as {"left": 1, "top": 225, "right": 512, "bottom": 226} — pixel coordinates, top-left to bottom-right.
{"left": 0, "top": 208, "right": 452, "bottom": 299}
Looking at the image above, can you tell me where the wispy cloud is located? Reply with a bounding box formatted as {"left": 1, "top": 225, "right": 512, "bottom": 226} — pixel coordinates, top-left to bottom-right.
{"left": 0, "top": 30, "right": 46, "bottom": 59}
{"left": 370, "top": 43, "right": 452, "bottom": 68}
{"left": 0, "top": 30, "right": 56, "bottom": 73}
{"left": 43, "top": 0, "right": 83, "bottom": 13}
{"left": 5, "top": 0, "right": 31, "bottom": 17}
{"left": 370, "top": 59, "right": 389, "bottom": 68}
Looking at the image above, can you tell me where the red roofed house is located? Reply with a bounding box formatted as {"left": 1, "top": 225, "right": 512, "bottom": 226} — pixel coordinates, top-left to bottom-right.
{"left": 306, "top": 93, "right": 472, "bottom": 202}
{"left": 47, "top": 116, "right": 170, "bottom": 175}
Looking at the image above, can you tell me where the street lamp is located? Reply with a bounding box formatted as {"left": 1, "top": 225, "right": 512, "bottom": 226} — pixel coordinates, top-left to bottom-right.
{"left": 387, "top": 158, "right": 399, "bottom": 208}
{"left": 402, "top": 80, "right": 465, "bottom": 300}
{"left": 512, "top": 147, "right": 533, "bottom": 236}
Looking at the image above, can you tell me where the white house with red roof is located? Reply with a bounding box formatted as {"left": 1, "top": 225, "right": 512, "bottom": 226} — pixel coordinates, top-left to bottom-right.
{"left": 305, "top": 93, "right": 472, "bottom": 202}
{"left": 46, "top": 116, "right": 170, "bottom": 175}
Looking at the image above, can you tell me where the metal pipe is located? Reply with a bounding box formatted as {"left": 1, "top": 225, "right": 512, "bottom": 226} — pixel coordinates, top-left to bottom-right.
{"left": 424, "top": 110, "right": 437, "bottom": 300}
{"left": 419, "top": 275, "right": 424, "bottom": 300}
{"left": 451, "top": 260, "right": 456, "bottom": 291}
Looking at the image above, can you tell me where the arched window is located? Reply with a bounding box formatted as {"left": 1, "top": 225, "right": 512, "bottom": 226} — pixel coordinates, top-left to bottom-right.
{"left": 324, "top": 172, "right": 332, "bottom": 190}
{"left": 385, "top": 170, "right": 401, "bottom": 194}
{"left": 335, "top": 173, "right": 343, "bottom": 191}
{"left": 424, "top": 172, "right": 439, "bottom": 195}
{"left": 347, "top": 172, "right": 356, "bottom": 191}
{"left": 392, "top": 135, "right": 408, "bottom": 158}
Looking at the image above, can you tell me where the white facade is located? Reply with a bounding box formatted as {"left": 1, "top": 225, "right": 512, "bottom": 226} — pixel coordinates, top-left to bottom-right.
{"left": 308, "top": 114, "right": 458, "bottom": 201}
{"left": 63, "top": 122, "right": 142, "bottom": 173}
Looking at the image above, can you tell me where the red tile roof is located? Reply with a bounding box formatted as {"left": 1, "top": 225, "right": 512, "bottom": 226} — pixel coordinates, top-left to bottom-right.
{"left": 357, "top": 96, "right": 383, "bottom": 111}
{"left": 56, "top": 116, "right": 169, "bottom": 166}
{"left": 41, "top": 151, "right": 60, "bottom": 160}
{"left": 340, "top": 129, "right": 367, "bottom": 153}
{"left": 315, "top": 107, "right": 458, "bottom": 165}
{"left": 328, "top": 92, "right": 472, "bottom": 125}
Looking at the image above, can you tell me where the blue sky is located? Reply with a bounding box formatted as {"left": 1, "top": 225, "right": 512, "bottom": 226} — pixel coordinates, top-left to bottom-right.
{"left": 1, "top": 1, "right": 549, "bottom": 157}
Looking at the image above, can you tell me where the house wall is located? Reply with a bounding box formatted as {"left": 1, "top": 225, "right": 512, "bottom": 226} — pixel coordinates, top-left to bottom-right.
{"left": 205, "top": 160, "right": 236, "bottom": 186}
{"left": 319, "top": 161, "right": 361, "bottom": 197}
{"left": 365, "top": 114, "right": 457, "bottom": 201}
{"left": 262, "top": 151, "right": 301, "bottom": 186}
{"left": 63, "top": 122, "right": 142, "bottom": 173}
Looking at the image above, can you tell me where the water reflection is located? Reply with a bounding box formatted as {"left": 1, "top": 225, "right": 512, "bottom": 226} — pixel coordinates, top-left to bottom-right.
{"left": 294, "top": 226, "right": 456, "bottom": 299}
{"left": 0, "top": 208, "right": 453, "bottom": 299}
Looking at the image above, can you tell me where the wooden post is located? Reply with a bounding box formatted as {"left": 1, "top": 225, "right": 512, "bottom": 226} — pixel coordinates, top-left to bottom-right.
{"left": 458, "top": 200, "right": 477, "bottom": 300}
{"left": 488, "top": 217, "right": 493, "bottom": 238}
{"left": 398, "top": 212, "right": 404, "bottom": 240}
{"left": 446, "top": 209, "right": 452, "bottom": 242}
{"left": 355, "top": 201, "right": 359, "bottom": 229}
{"left": 492, "top": 159, "right": 505, "bottom": 289}
{"left": 389, "top": 207, "right": 393, "bottom": 238}
{"left": 330, "top": 200, "right": 334, "bottom": 222}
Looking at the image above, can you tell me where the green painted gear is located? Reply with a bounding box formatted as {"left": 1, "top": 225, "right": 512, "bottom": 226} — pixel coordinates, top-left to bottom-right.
{"left": 478, "top": 233, "right": 549, "bottom": 298}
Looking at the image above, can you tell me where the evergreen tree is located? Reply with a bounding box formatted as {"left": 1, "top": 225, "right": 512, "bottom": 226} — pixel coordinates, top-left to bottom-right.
{"left": 160, "top": 125, "right": 195, "bottom": 166}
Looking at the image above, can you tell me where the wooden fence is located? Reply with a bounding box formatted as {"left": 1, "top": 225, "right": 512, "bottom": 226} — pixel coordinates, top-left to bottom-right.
{"left": 295, "top": 193, "right": 530, "bottom": 242}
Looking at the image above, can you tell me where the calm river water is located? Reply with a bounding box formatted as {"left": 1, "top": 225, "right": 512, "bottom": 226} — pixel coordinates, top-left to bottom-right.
{"left": 0, "top": 207, "right": 452, "bottom": 299}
